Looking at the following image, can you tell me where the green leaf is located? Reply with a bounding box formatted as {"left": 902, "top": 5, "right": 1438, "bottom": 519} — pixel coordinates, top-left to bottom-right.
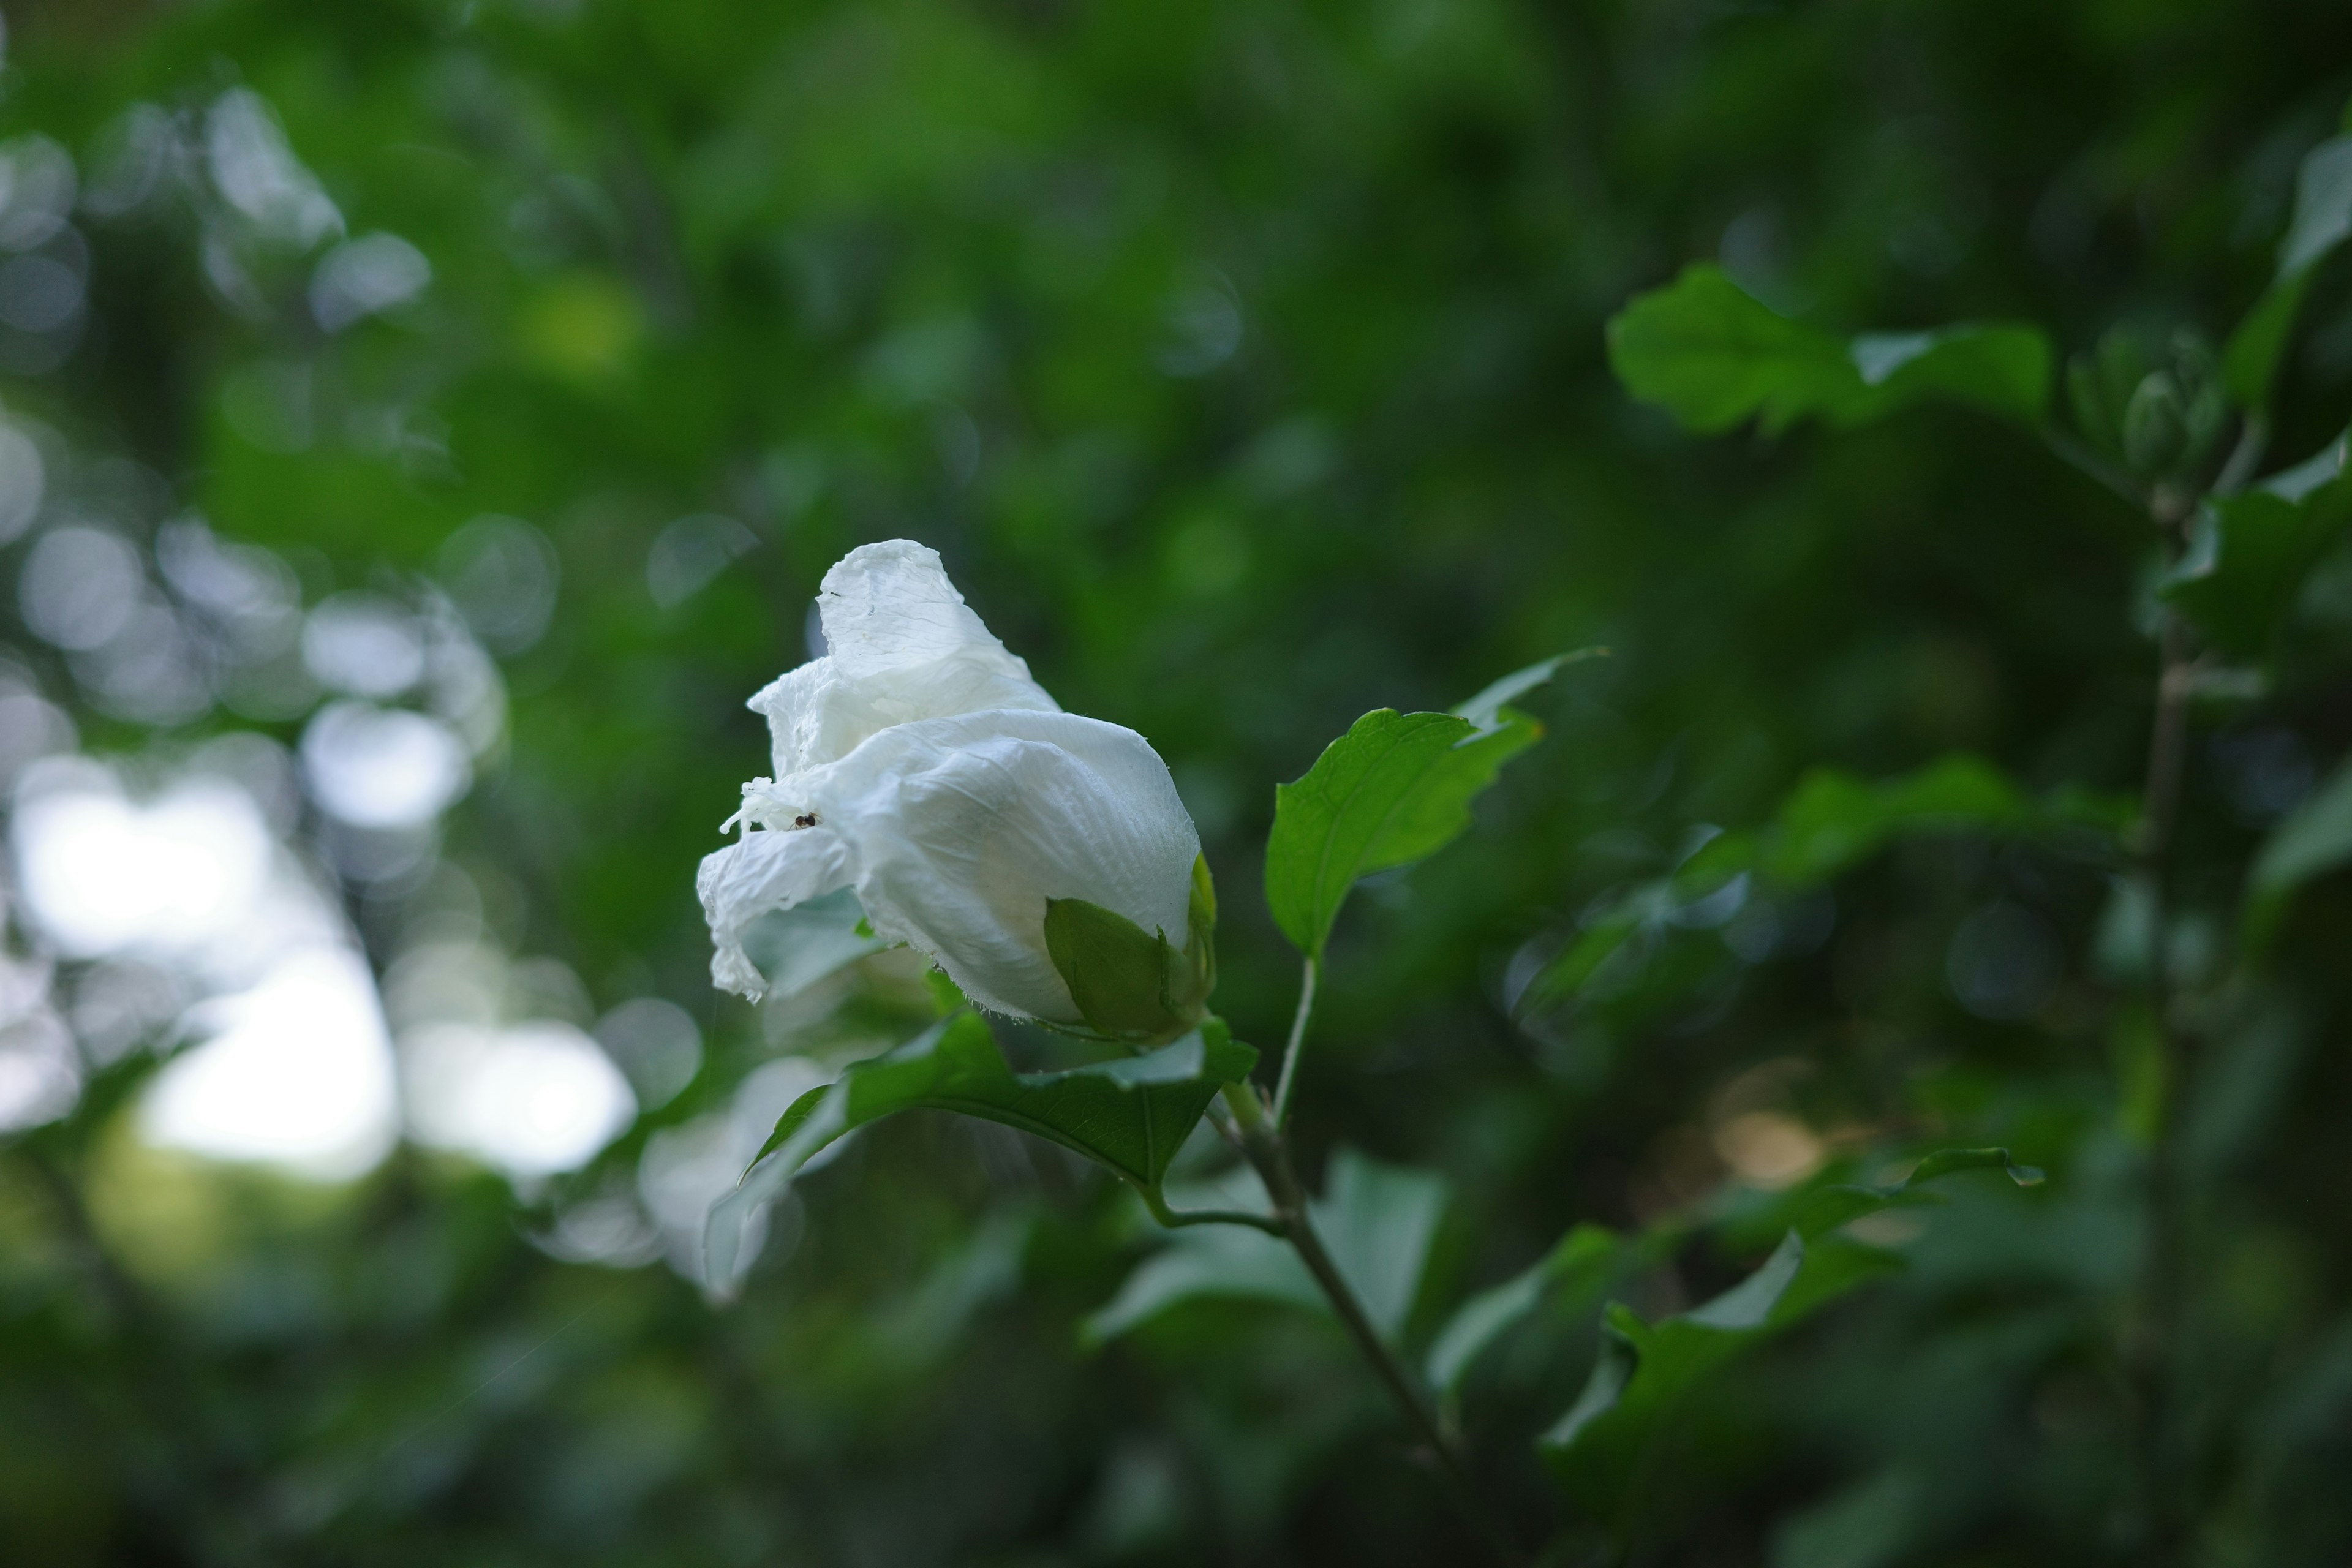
{"left": 1455, "top": 648, "right": 1607, "bottom": 737}
{"left": 1539, "top": 1147, "right": 2043, "bottom": 1526}
{"left": 2261, "top": 428, "right": 2348, "bottom": 502}
{"left": 1539, "top": 1232, "right": 1901, "bottom": 1525}
{"left": 706, "top": 1015, "right": 1257, "bottom": 1295}
{"left": 2160, "top": 483, "right": 2351, "bottom": 657}
{"left": 2223, "top": 276, "right": 2312, "bottom": 409}
{"left": 1043, "top": 899, "right": 1181, "bottom": 1041}
{"left": 1266, "top": 709, "right": 1537, "bottom": 957}
{"left": 1042, "top": 856, "right": 1216, "bottom": 1044}
{"left": 1606, "top": 263, "right": 2051, "bottom": 436}
{"left": 2249, "top": 750, "right": 2352, "bottom": 940}
{"left": 1788, "top": 1145, "right": 2045, "bottom": 1241}
{"left": 1313, "top": 1147, "right": 1451, "bottom": 1338}
{"left": 1534, "top": 757, "right": 2127, "bottom": 1008}
{"left": 1762, "top": 754, "right": 2036, "bottom": 885}
{"left": 1425, "top": 1223, "right": 1621, "bottom": 1398}
{"left": 2226, "top": 135, "right": 2352, "bottom": 405}
{"left": 1769, "top": 1468, "right": 1922, "bottom": 1568}
{"left": 1080, "top": 1147, "right": 1449, "bottom": 1346}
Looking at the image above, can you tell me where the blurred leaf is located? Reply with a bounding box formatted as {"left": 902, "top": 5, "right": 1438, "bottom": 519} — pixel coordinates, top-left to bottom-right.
{"left": 1455, "top": 649, "right": 1607, "bottom": 737}
{"left": 2260, "top": 428, "right": 2350, "bottom": 501}
{"left": 707, "top": 1016, "right": 1256, "bottom": 1294}
{"left": 1607, "top": 264, "right": 2051, "bottom": 435}
{"left": 1539, "top": 1231, "right": 1902, "bottom": 1525}
{"left": 1539, "top": 758, "right": 2125, "bottom": 1005}
{"left": 2160, "top": 481, "right": 2350, "bottom": 657}
{"left": 1082, "top": 1148, "right": 1448, "bottom": 1346}
{"left": 1539, "top": 1147, "right": 2043, "bottom": 1526}
{"left": 1311, "top": 1147, "right": 1451, "bottom": 1339}
{"left": 1789, "top": 1146, "right": 2045, "bottom": 1240}
{"left": 1266, "top": 668, "right": 1559, "bottom": 956}
{"left": 1080, "top": 1225, "right": 1322, "bottom": 1346}
{"left": 2226, "top": 135, "right": 2352, "bottom": 405}
{"left": 2250, "top": 748, "right": 2352, "bottom": 940}
{"left": 1769, "top": 1468, "right": 1922, "bottom": 1568}
{"left": 1426, "top": 1222, "right": 1621, "bottom": 1398}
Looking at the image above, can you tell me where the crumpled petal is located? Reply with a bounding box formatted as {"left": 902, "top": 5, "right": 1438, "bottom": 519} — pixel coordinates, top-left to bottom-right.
{"left": 806, "top": 709, "right": 1199, "bottom": 1021}
{"left": 749, "top": 541, "right": 1057, "bottom": 781}
{"left": 703, "top": 539, "right": 1202, "bottom": 1025}
{"left": 697, "top": 824, "right": 854, "bottom": 1000}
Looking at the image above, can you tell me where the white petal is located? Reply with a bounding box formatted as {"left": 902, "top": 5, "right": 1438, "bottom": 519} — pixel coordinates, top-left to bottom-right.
{"left": 697, "top": 827, "right": 854, "bottom": 1000}
{"left": 748, "top": 541, "right": 1057, "bottom": 782}
{"left": 806, "top": 709, "right": 1199, "bottom": 1021}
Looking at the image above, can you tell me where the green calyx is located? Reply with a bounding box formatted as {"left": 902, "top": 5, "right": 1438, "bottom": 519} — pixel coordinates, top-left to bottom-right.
{"left": 1042, "top": 854, "right": 1218, "bottom": 1047}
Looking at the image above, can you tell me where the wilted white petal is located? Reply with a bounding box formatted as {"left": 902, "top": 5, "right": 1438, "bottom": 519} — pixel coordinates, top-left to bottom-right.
{"left": 703, "top": 539, "right": 1200, "bottom": 1027}
{"left": 812, "top": 710, "right": 1197, "bottom": 1021}
{"left": 697, "top": 824, "right": 854, "bottom": 999}
{"left": 749, "top": 540, "right": 1055, "bottom": 778}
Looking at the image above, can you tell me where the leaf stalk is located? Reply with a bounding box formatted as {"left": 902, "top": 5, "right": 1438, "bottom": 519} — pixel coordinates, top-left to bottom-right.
{"left": 1270, "top": 954, "right": 1319, "bottom": 1128}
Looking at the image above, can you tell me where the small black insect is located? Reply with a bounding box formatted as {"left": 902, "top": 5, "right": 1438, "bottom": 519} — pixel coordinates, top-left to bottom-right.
{"left": 793, "top": 813, "right": 819, "bottom": 828}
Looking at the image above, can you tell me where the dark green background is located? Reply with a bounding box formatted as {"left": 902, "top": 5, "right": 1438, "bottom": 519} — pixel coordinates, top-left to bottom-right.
{"left": 4, "top": 0, "right": 2351, "bottom": 1563}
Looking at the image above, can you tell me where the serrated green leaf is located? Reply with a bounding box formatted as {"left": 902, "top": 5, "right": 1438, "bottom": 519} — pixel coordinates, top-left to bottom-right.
{"left": 706, "top": 1015, "right": 1256, "bottom": 1295}
{"left": 1266, "top": 695, "right": 1544, "bottom": 957}
{"left": 1606, "top": 264, "right": 2051, "bottom": 436}
{"left": 2160, "top": 483, "right": 2350, "bottom": 657}
{"left": 1080, "top": 1148, "right": 1448, "bottom": 1346}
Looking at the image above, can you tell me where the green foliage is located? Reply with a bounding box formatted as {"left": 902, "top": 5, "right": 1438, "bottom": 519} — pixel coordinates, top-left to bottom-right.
{"left": 6, "top": 2, "right": 2352, "bottom": 1564}
{"left": 1265, "top": 661, "right": 1563, "bottom": 957}
{"left": 1540, "top": 756, "right": 2124, "bottom": 1005}
{"left": 2251, "top": 751, "right": 2352, "bottom": 934}
{"left": 2228, "top": 135, "right": 2352, "bottom": 404}
{"left": 2160, "top": 479, "right": 2351, "bottom": 658}
{"left": 2068, "top": 326, "right": 2232, "bottom": 484}
{"left": 1541, "top": 1151, "right": 2043, "bottom": 1531}
{"left": 1425, "top": 1222, "right": 1624, "bottom": 1400}
{"left": 1082, "top": 1148, "right": 1447, "bottom": 1346}
{"left": 708, "top": 1015, "right": 1256, "bottom": 1291}
{"left": 1042, "top": 878, "right": 1211, "bottom": 1044}
{"left": 1607, "top": 264, "right": 2051, "bottom": 435}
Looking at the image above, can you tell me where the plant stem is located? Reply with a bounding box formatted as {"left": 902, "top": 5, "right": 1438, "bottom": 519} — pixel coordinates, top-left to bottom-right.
{"left": 1271, "top": 954, "right": 1319, "bottom": 1128}
{"left": 1215, "top": 1084, "right": 1526, "bottom": 1566}
{"left": 2132, "top": 512, "right": 2198, "bottom": 1562}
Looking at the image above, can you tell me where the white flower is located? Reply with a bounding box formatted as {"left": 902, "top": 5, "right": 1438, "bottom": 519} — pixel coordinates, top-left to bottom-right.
{"left": 699, "top": 540, "right": 1204, "bottom": 1026}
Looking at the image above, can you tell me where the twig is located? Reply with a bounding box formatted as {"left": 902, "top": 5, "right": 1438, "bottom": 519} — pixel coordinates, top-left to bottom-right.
{"left": 2131, "top": 505, "right": 2198, "bottom": 1564}
{"left": 1217, "top": 1084, "right": 1528, "bottom": 1566}
{"left": 1139, "top": 1184, "right": 1283, "bottom": 1235}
